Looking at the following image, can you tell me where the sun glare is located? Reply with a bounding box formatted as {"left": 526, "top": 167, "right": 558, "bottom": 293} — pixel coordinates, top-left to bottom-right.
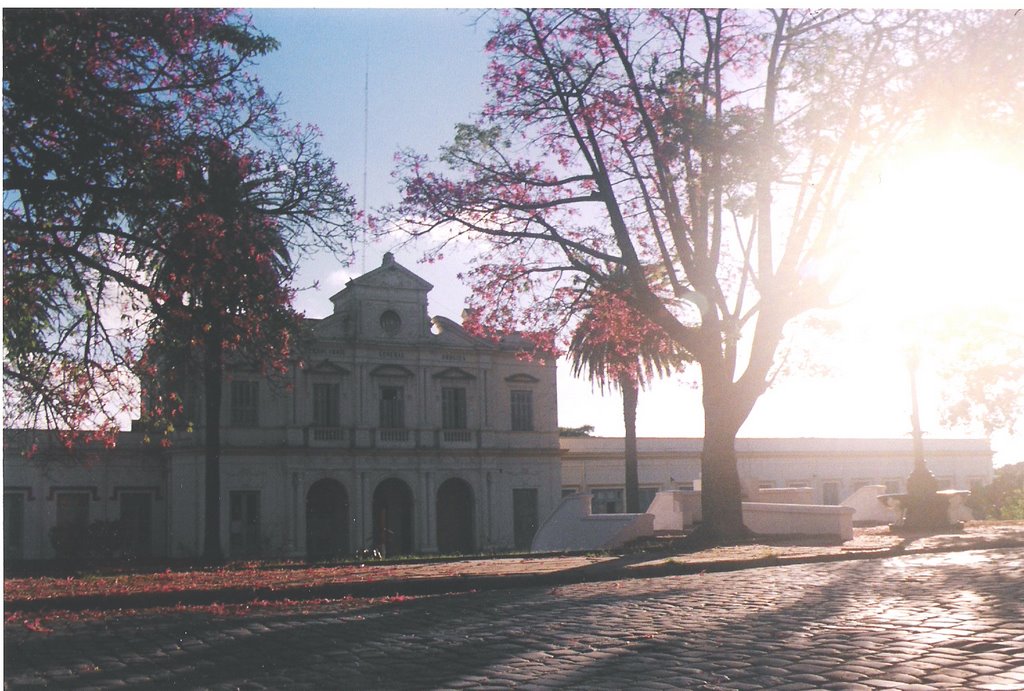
{"left": 845, "top": 145, "right": 1024, "bottom": 336}
{"left": 776, "top": 143, "right": 1024, "bottom": 445}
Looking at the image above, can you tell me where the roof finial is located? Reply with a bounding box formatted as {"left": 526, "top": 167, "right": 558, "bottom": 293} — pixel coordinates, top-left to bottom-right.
{"left": 382, "top": 251, "right": 395, "bottom": 266}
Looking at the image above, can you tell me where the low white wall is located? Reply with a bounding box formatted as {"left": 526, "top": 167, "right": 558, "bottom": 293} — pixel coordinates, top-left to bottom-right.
{"left": 742, "top": 502, "right": 855, "bottom": 541}
{"left": 531, "top": 493, "right": 653, "bottom": 553}
{"left": 753, "top": 487, "right": 814, "bottom": 504}
{"left": 534, "top": 491, "right": 869, "bottom": 551}
{"left": 841, "top": 485, "right": 899, "bottom": 525}
{"left": 648, "top": 490, "right": 701, "bottom": 531}
{"left": 880, "top": 490, "right": 974, "bottom": 528}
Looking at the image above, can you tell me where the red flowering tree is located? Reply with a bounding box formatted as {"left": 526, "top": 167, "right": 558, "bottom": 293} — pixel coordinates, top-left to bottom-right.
{"left": 3, "top": 9, "right": 353, "bottom": 445}
{"left": 389, "top": 9, "right": 1022, "bottom": 541}
{"left": 4, "top": 10, "right": 357, "bottom": 561}
{"left": 3, "top": 9, "right": 268, "bottom": 443}
{"left": 568, "top": 283, "right": 689, "bottom": 513}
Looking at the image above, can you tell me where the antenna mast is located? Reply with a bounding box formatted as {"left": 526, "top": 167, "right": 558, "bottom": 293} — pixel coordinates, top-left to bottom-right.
{"left": 361, "top": 40, "right": 369, "bottom": 274}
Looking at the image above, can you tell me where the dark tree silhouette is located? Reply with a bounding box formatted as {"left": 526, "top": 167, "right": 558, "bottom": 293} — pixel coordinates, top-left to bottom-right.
{"left": 4, "top": 9, "right": 358, "bottom": 560}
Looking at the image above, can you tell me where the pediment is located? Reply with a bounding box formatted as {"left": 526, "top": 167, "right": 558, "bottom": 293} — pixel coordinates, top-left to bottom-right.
{"left": 353, "top": 265, "right": 432, "bottom": 291}
{"left": 304, "top": 359, "right": 350, "bottom": 376}
{"left": 370, "top": 364, "right": 414, "bottom": 378}
{"left": 329, "top": 253, "right": 432, "bottom": 303}
{"left": 505, "top": 373, "right": 540, "bottom": 384}
{"left": 432, "top": 367, "right": 476, "bottom": 381}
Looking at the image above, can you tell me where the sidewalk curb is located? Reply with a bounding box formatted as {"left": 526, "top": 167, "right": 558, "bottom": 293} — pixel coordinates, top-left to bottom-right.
{"left": 6, "top": 538, "right": 1023, "bottom": 615}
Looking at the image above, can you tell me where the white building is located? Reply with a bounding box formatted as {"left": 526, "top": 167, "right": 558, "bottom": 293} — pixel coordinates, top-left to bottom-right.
{"left": 2, "top": 255, "right": 996, "bottom": 561}
{"left": 4, "top": 254, "right": 562, "bottom": 561}
{"left": 561, "top": 436, "right": 994, "bottom": 514}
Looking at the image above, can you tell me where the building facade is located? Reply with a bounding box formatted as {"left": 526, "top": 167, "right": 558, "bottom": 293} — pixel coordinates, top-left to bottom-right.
{"left": 561, "top": 436, "right": 994, "bottom": 514}
{"left": 2, "top": 255, "right": 997, "bottom": 561}
{"left": 4, "top": 254, "right": 562, "bottom": 561}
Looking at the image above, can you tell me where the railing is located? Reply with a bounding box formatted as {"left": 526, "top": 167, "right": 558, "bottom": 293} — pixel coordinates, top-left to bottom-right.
{"left": 311, "top": 427, "right": 344, "bottom": 442}
{"left": 305, "top": 426, "right": 346, "bottom": 447}
{"left": 285, "top": 426, "right": 558, "bottom": 450}
{"left": 379, "top": 428, "right": 410, "bottom": 443}
{"left": 442, "top": 429, "right": 473, "bottom": 443}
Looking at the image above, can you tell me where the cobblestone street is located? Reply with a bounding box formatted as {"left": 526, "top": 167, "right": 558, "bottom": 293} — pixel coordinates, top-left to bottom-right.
{"left": 6, "top": 547, "right": 1024, "bottom": 689}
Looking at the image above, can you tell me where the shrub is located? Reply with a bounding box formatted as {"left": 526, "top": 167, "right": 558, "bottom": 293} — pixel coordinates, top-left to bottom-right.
{"left": 997, "top": 488, "right": 1024, "bottom": 520}
{"left": 50, "top": 520, "right": 131, "bottom": 562}
{"left": 967, "top": 461, "right": 1024, "bottom": 519}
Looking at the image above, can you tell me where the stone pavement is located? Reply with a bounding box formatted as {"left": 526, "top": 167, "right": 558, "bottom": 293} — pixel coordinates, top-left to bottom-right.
{"left": 7, "top": 523, "right": 1024, "bottom": 614}
{"left": 6, "top": 545, "right": 1024, "bottom": 689}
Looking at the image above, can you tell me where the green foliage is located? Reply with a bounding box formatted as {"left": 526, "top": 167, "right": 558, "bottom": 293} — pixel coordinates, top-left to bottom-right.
{"left": 559, "top": 425, "right": 595, "bottom": 437}
{"left": 967, "top": 462, "right": 1024, "bottom": 519}
{"left": 208, "top": 22, "right": 280, "bottom": 57}
{"left": 996, "top": 489, "right": 1024, "bottom": 520}
{"left": 442, "top": 123, "right": 508, "bottom": 165}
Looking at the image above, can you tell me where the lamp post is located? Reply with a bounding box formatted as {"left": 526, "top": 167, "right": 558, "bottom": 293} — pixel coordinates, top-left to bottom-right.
{"left": 901, "top": 346, "right": 948, "bottom": 531}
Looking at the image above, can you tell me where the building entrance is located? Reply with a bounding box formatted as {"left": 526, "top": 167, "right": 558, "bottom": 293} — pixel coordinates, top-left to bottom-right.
{"left": 372, "top": 478, "right": 414, "bottom": 556}
{"left": 436, "top": 478, "right": 474, "bottom": 554}
{"left": 306, "top": 479, "right": 349, "bottom": 560}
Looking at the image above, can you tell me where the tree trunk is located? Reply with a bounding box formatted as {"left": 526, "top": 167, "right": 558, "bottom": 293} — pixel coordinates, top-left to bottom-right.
{"left": 699, "top": 420, "right": 747, "bottom": 542}
{"left": 202, "top": 326, "right": 224, "bottom": 564}
{"left": 697, "top": 363, "right": 748, "bottom": 543}
{"left": 621, "top": 376, "right": 640, "bottom": 514}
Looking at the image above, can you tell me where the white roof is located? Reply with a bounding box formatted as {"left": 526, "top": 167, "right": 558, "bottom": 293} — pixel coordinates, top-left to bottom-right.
{"left": 561, "top": 436, "right": 993, "bottom": 457}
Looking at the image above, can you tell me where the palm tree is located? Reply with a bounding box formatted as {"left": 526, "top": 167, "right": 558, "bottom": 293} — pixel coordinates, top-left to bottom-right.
{"left": 568, "top": 288, "right": 690, "bottom": 513}
{"left": 144, "top": 140, "right": 298, "bottom": 563}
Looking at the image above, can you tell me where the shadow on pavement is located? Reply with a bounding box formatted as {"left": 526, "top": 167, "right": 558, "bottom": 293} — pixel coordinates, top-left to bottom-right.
{"left": 6, "top": 547, "right": 1023, "bottom": 689}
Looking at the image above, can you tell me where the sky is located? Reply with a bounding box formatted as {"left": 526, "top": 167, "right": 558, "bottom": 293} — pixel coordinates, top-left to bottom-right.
{"left": 245, "top": 8, "right": 1023, "bottom": 466}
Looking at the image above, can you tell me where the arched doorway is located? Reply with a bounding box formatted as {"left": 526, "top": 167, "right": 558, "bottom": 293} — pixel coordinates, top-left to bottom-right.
{"left": 306, "top": 479, "right": 349, "bottom": 560}
{"left": 372, "top": 478, "right": 414, "bottom": 556}
{"left": 436, "top": 478, "right": 475, "bottom": 554}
